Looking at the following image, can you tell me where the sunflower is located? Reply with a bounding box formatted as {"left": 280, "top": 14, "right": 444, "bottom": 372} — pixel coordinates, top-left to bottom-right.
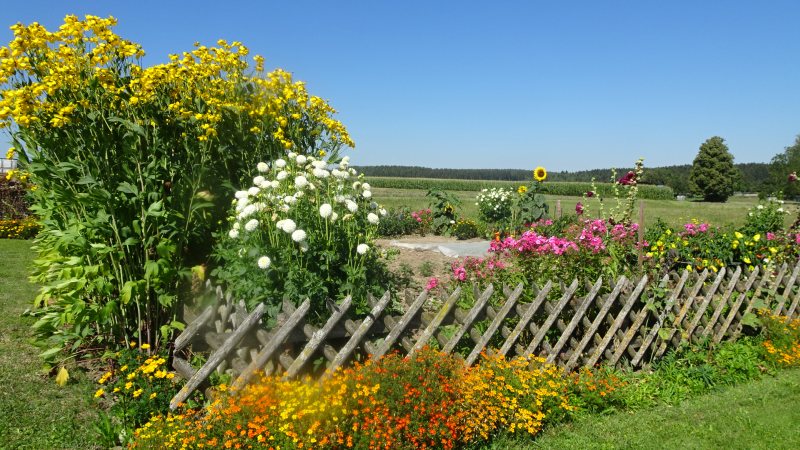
{"left": 533, "top": 166, "right": 547, "bottom": 182}
{"left": 517, "top": 185, "right": 528, "bottom": 194}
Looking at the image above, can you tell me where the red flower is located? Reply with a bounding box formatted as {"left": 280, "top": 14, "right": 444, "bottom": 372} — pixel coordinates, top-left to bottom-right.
{"left": 575, "top": 202, "right": 584, "bottom": 215}
{"left": 618, "top": 171, "right": 636, "bottom": 186}
{"left": 585, "top": 191, "right": 595, "bottom": 198}
{"left": 789, "top": 172, "right": 798, "bottom": 182}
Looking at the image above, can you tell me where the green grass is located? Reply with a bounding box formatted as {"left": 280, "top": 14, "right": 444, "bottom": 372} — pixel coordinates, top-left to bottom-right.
{"left": 479, "top": 367, "right": 800, "bottom": 449}
{"left": 373, "top": 187, "right": 781, "bottom": 229}
{"left": 0, "top": 239, "right": 100, "bottom": 449}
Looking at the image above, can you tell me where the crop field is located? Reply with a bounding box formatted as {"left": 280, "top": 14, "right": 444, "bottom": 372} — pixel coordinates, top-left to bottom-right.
{"left": 372, "top": 186, "right": 786, "bottom": 230}
{"left": 366, "top": 176, "right": 675, "bottom": 200}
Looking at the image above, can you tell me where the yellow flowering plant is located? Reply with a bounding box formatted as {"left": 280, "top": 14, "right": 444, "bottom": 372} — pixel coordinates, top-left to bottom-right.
{"left": 0, "top": 15, "right": 354, "bottom": 356}
{"left": 93, "top": 344, "right": 188, "bottom": 447}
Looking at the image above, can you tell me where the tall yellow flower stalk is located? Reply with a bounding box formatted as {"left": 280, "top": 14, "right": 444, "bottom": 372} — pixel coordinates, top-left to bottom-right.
{"left": 0, "top": 15, "right": 354, "bottom": 354}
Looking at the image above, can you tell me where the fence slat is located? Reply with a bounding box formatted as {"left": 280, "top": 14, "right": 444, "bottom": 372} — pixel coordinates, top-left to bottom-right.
{"left": 714, "top": 267, "right": 760, "bottom": 343}
{"left": 631, "top": 271, "right": 689, "bottom": 366}
{"left": 175, "top": 305, "right": 215, "bottom": 352}
{"left": 564, "top": 276, "right": 627, "bottom": 370}
{"left": 443, "top": 285, "right": 494, "bottom": 354}
{"left": 285, "top": 296, "right": 353, "bottom": 379}
{"left": 774, "top": 262, "right": 800, "bottom": 315}
{"left": 700, "top": 267, "right": 741, "bottom": 340}
{"left": 525, "top": 279, "right": 579, "bottom": 357}
{"left": 546, "top": 278, "right": 603, "bottom": 364}
{"left": 654, "top": 270, "right": 709, "bottom": 358}
{"left": 611, "top": 275, "right": 671, "bottom": 366}
{"left": 498, "top": 281, "right": 553, "bottom": 357}
{"left": 684, "top": 268, "right": 727, "bottom": 342}
{"left": 326, "top": 291, "right": 393, "bottom": 377}
{"left": 231, "top": 299, "right": 310, "bottom": 390}
{"left": 585, "top": 275, "right": 648, "bottom": 368}
{"left": 465, "top": 283, "right": 523, "bottom": 366}
{"left": 370, "top": 290, "right": 428, "bottom": 360}
{"left": 409, "top": 288, "right": 462, "bottom": 357}
{"left": 170, "top": 302, "right": 267, "bottom": 410}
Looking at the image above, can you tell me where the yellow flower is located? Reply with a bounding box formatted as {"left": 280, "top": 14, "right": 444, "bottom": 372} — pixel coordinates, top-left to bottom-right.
{"left": 753, "top": 234, "right": 761, "bottom": 242}
{"left": 133, "top": 389, "right": 143, "bottom": 398}
{"left": 686, "top": 264, "right": 693, "bottom": 272}
{"left": 98, "top": 371, "right": 112, "bottom": 384}
{"left": 140, "top": 343, "right": 150, "bottom": 350}
{"left": 517, "top": 185, "right": 528, "bottom": 195}
{"left": 743, "top": 256, "right": 751, "bottom": 264}
{"left": 94, "top": 388, "right": 105, "bottom": 398}
{"left": 533, "top": 166, "right": 547, "bottom": 182}
{"left": 130, "top": 342, "right": 137, "bottom": 348}
{"left": 125, "top": 381, "right": 133, "bottom": 390}
{"left": 735, "top": 231, "right": 744, "bottom": 239}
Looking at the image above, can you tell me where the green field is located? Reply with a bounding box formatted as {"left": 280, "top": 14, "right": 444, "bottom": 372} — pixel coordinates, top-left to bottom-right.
{"left": 373, "top": 187, "right": 785, "bottom": 230}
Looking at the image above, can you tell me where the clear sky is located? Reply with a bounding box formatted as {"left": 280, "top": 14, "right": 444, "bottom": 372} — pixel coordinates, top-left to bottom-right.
{"left": 2, "top": 1, "right": 798, "bottom": 171}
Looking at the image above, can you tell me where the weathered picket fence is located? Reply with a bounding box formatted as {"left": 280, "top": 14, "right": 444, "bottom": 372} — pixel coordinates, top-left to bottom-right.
{"left": 169, "top": 261, "right": 800, "bottom": 409}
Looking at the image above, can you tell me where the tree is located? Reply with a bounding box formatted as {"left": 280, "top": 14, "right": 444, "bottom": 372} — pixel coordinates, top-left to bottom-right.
{"left": 764, "top": 135, "right": 800, "bottom": 199}
{"left": 689, "top": 136, "right": 739, "bottom": 202}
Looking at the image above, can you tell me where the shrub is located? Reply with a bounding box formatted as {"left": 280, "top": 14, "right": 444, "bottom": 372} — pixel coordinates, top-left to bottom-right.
{"left": 426, "top": 188, "right": 460, "bottom": 234}
{"left": 741, "top": 199, "right": 790, "bottom": 236}
{"left": 211, "top": 155, "right": 390, "bottom": 320}
{"left": 689, "top": 136, "right": 739, "bottom": 202}
{"left": 1, "top": 16, "right": 354, "bottom": 353}
{"left": 376, "top": 207, "right": 418, "bottom": 237}
{"left": 0, "top": 216, "right": 40, "bottom": 239}
{"left": 452, "top": 218, "right": 480, "bottom": 240}
{"left": 476, "top": 187, "right": 513, "bottom": 223}
{"left": 0, "top": 169, "right": 34, "bottom": 219}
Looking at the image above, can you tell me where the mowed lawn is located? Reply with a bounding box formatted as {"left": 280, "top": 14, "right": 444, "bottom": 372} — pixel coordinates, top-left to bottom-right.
{"left": 0, "top": 239, "right": 99, "bottom": 449}
{"left": 373, "top": 187, "right": 784, "bottom": 230}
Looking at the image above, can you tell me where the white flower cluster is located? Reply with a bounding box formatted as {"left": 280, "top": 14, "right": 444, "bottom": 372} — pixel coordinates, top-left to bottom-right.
{"left": 225, "top": 152, "right": 388, "bottom": 270}
{"left": 476, "top": 187, "right": 514, "bottom": 222}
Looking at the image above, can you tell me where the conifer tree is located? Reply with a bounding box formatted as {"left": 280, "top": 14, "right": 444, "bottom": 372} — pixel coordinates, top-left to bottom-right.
{"left": 689, "top": 136, "right": 739, "bottom": 202}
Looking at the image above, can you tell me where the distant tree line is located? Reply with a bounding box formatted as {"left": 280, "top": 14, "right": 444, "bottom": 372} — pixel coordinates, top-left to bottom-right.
{"left": 355, "top": 162, "right": 770, "bottom": 195}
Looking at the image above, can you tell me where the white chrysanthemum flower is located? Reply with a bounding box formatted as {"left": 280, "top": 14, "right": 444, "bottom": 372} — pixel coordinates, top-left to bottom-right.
{"left": 288, "top": 152, "right": 298, "bottom": 159}
{"left": 233, "top": 222, "right": 240, "bottom": 230}
{"left": 258, "top": 179, "right": 272, "bottom": 189}
{"left": 362, "top": 183, "right": 371, "bottom": 191}
{"left": 276, "top": 171, "right": 288, "bottom": 181}
{"left": 357, "top": 244, "right": 369, "bottom": 255}
{"left": 275, "top": 159, "right": 287, "bottom": 168}
{"left": 284, "top": 195, "right": 297, "bottom": 205}
{"left": 379, "top": 208, "right": 387, "bottom": 216}
{"left": 345, "top": 200, "right": 358, "bottom": 212}
{"left": 238, "top": 204, "right": 257, "bottom": 219}
{"left": 313, "top": 168, "right": 330, "bottom": 178}
{"left": 299, "top": 242, "right": 309, "bottom": 253}
{"left": 362, "top": 190, "right": 372, "bottom": 199}
{"left": 281, "top": 204, "right": 290, "bottom": 212}
{"left": 235, "top": 190, "right": 249, "bottom": 200}
{"left": 235, "top": 197, "right": 249, "bottom": 211}
{"left": 330, "top": 212, "right": 339, "bottom": 222}
{"left": 271, "top": 180, "right": 280, "bottom": 188}
{"left": 281, "top": 219, "right": 297, "bottom": 233}
{"left": 348, "top": 168, "right": 357, "bottom": 175}
{"left": 244, "top": 219, "right": 259, "bottom": 231}
{"left": 320, "top": 203, "right": 333, "bottom": 218}
{"left": 295, "top": 175, "right": 308, "bottom": 189}
{"left": 248, "top": 186, "right": 260, "bottom": 196}
{"left": 334, "top": 195, "right": 345, "bottom": 203}
{"left": 257, "top": 256, "right": 271, "bottom": 269}
{"left": 757, "top": 205, "right": 764, "bottom": 210}
{"left": 228, "top": 228, "right": 239, "bottom": 239}
{"left": 311, "top": 160, "right": 326, "bottom": 169}
{"left": 257, "top": 162, "right": 269, "bottom": 173}
{"left": 253, "top": 175, "right": 266, "bottom": 185}
{"left": 292, "top": 229, "right": 307, "bottom": 242}
{"left": 296, "top": 154, "right": 307, "bottom": 165}
{"left": 778, "top": 207, "right": 785, "bottom": 213}
{"left": 295, "top": 191, "right": 305, "bottom": 198}
{"left": 367, "top": 213, "right": 379, "bottom": 224}
{"left": 339, "top": 156, "right": 350, "bottom": 168}
{"left": 352, "top": 181, "right": 361, "bottom": 190}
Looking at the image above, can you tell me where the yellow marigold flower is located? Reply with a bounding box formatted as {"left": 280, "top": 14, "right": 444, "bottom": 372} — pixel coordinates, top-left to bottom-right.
{"left": 5, "top": 147, "right": 14, "bottom": 159}
{"left": 94, "top": 388, "right": 104, "bottom": 398}
{"left": 130, "top": 342, "right": 137, "bottom": 348}
{"left": 133, "top": 388, "right": 143, "bottom": 398}
{"left": 98, "top": 371, "right": 112, "bottom": 384}
{"left": 149, "top": 392, "right": 157, "bottom": 400}
{"left": 743, "top": 256, "right": 751, "bottom": 264}
{"left": 125, "top": 381, "right": 133, "bottom": 390}
{"left": 735, "top": 231, "right": 744, "bottom": 239}
{"left": 140, "top": 343, "right": 150, "bottom": 350}
{"left": 686, "top": 264, "right": 693, "bottom": 272}
{"left": 533, "top": 166, "right": 547, "bottom": 182}
{"left": 753, "top": 233, "right": 761, "bottom": 242}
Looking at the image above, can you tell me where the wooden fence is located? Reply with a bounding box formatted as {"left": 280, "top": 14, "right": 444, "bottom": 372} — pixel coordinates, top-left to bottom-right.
{"left": 169, "top": 261, "right": 800, "bottom": 409}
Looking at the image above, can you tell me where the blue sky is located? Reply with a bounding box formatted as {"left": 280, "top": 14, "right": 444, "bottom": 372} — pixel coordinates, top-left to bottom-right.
{"left": 2, "top": 1, "right": 798, "bottom": 171}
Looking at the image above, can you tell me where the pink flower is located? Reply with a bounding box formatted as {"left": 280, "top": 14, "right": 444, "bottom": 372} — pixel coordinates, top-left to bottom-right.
{"left": 575, "top": 202, "right": 584, "bottom": 215}
{"left": 789, "top": 172, "right": 798, "bottom": 182}
{"left": 453, "top": 266, "right": 467, "bottom": 281}
{"left": 425, "top": 277, "right": 439, "bottom": 290}
{"left": 586, "top": 191, "right": 595, "bottom": 198}
{"left": 766, "top": 232, "right": 775, "bottom": 241}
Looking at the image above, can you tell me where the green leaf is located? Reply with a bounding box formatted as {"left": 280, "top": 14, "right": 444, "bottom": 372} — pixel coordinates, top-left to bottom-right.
{"left": 120, "top": 281, "right": 137, "bottom": 305}
{"left": 108, "top": 116, "right": 146, "bottom": 138}
{"left": 658, "top": 328, "right": 673, "bottom": 340}
{"left": 39, "top": 347, "right": 63, "bottom": 361}
{"left": 741, "top": 312, "right": 761, "bottom": 328}
{"left": 117, "top": 182, "right": 139, "bottom": 196}
{"left": 146, "top": 200, "right": 164, "bottom": 217}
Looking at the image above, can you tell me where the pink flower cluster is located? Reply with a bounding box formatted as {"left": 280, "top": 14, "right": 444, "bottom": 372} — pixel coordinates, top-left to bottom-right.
{"left": 682, "top": 222, "right": 710, "bottom": 236}
{"left": 411, "top": 208, "right": 432, "bottom": 224}
{"left": 451, "top": 257, "right": 505, "bottom": 282}
{"left": 490, "top": 231, "right": 581, "bottom": 255}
